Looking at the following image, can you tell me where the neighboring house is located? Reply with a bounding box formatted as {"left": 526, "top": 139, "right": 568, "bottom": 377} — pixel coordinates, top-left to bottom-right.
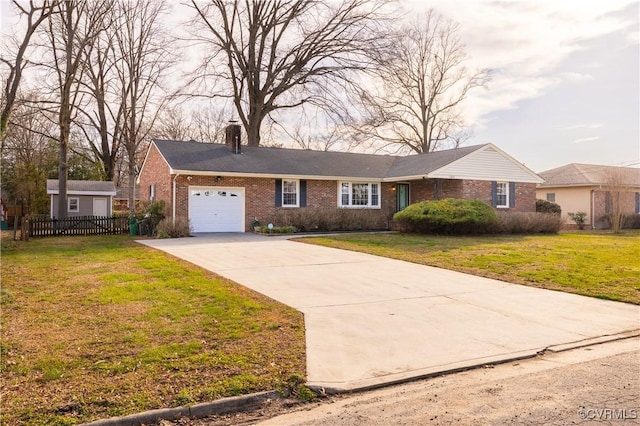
{"left": 137, "top": 124, "right": 543, "bottom": 233}
{"left": 537, "top": 164, "right": 640, "bottom": 229}
{"left": 47, "top": 180, "right": 117, "bottom": 218}
{"left": 114, "top": 185, "right": 140, "bottom": 212}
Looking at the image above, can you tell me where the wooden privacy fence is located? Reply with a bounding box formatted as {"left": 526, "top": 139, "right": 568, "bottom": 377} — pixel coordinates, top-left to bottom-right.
{"left": 28, "top": 215, "right": 130, "bottom": 238}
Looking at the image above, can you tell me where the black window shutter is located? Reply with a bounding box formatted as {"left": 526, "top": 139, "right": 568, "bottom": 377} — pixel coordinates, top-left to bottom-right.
{"left": 509, "top": 182, "right": 516, "bottom": 208}
{"left": 300, "top": 180, "right": 307, "bottom": 207}
{"left": 275, "top": 179, "right": 282, "bottom": 207}
{"left": 491, "top": 181, "right": 497, "bottom": 207}
{"left": 636, "top": 192, "right": 640, "bottom": 213}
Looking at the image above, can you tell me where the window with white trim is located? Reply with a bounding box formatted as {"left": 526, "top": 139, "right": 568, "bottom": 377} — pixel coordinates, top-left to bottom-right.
{"left": 282, "top": 179, "right": 299, "bottom": 207}
{"left": 546, "top": 193, "right": 555, "bottom": 203}
{"left": 339, "top": 182, "right": 380, "bottom": 208}
{"left": 496, "top": 182, "right": 508, "bottom": 208}
{"left": 68, "top": 197, "right": 79, "bottom": 213}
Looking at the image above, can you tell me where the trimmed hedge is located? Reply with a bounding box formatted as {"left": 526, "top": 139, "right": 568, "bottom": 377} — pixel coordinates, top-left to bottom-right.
{"left": 393, "top": 199, "right": 498, "bottom": 234}
{"left": 536, "top": 199, "right": 561, "bottom": 215}
{"left": 494, "top": 211, "right": 562, "bottom": 234}
{"left": 266, "top": 207, "right": 386, "bottom": 232}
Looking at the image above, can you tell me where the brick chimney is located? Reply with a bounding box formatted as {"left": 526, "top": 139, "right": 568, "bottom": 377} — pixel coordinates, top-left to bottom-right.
{"left": 225, "top": 122, "right": 241, "bottom": 154}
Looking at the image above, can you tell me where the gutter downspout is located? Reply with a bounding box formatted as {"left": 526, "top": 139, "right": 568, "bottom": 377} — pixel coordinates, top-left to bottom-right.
{"left": 172, "top": 174, "right": 179, "bottom": 225}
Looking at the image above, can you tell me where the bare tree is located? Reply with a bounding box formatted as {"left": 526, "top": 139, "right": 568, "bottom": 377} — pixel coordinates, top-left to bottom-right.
{"left": 0, "top": 99, "right": 58, "bottom": 215}
{"left": 602, "top": 167, "right": 634, "bottom": 233}
{"left": 0, "top": 0, "right": 56, "bottom": 148}
{"left": 151, "top": 104, "right": 226, "bottom": 143}
{"left": 353, "top": 10, "right": 490, "bottom": 153}
{"left": 279, "top": 108, "right": 355, "bottom": 152}
{"left": 113, "top": 0, "right": 171, "bottom": 211}
{"left": 188, "top": 0, "right": 386, "bottom": 147}
{"left": 43, "top": 0, "right": 112, "bottom": 218}
{"left": 152, "top": 105, "right": 193, "bottom": 141}
{"left": 75, "top": 8, "right": 123, "bottom": 182}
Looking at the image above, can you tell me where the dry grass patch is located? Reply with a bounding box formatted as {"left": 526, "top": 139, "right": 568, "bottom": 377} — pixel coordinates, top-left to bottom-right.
{"left": 297, "top": 231, "right": 640, "bottom": 304}
{"left": 1, "top": 235, "right": 305, "bottom": 425}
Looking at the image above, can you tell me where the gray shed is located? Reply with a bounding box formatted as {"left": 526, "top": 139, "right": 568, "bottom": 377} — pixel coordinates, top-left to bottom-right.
{"left": 47, "top": 180, "right": 117, "bottom": 218}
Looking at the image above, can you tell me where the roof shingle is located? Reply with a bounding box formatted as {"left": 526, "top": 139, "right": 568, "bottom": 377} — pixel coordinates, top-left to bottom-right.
{"left": 539, "top": 164, "right": 640, "bottom": 187}
{"left": 153, "top": 139, "right": 488, "bottom": 180}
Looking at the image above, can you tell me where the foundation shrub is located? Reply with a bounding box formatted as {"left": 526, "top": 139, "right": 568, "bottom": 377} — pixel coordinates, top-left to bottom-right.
{"left": 536, "top": 199, "right": 562, "bottom": 215}
{"left": 494, "top": 211, "right": 563, "bottom": 234}
{"left": 155, "top": 217, "right": 193, "bottom": 238}
{"left": 623, "top": 214, "right": 640, "bottom": 229}
{"left": 393, "top": 199, "right": 498, "bottom": 234}
{"left": 268, "top": 207, "right": 384, "bottom": 232}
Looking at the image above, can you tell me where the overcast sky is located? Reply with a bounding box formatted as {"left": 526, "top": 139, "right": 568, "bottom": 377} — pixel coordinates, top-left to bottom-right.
{"left": 1, "top": 0, "right": 638, "bottom": 172}
{"left": 414, "top": 0, "right": 639, "bottom": 171}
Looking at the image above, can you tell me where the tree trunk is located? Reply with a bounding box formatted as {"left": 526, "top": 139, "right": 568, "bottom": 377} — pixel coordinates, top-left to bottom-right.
{"left": 57, "top": 104, "right": 70, "bottom": 219}
{"left": 128, "top": 145, "right": 136, "bottom": 213}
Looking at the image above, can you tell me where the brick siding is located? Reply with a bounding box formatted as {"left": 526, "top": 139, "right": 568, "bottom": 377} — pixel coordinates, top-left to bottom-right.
{"left": 139, "top": 144, "right": 538, "bottom": 230}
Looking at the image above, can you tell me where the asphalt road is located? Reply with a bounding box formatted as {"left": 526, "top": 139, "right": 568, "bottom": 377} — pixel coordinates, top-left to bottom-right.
{"left": 176, "top": 337, "right": 640, "bottom": 426}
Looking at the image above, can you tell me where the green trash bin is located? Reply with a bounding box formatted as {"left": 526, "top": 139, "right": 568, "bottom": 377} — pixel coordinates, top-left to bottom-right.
{"left": 128, "top": 216, "right": 138, "bottom": 236}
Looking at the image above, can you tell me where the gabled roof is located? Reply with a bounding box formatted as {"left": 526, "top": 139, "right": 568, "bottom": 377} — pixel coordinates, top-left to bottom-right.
{"left": 538, "top": 164, "right": 640, "bottom": 188}
{"left": 147, "top": 139, "right": 542, "bottom": 183}
{"left": 47, "top": 179, "right": 117, "bottom": 195}
{"left": 153, "top": 139, "right": 396, "bottom": 180}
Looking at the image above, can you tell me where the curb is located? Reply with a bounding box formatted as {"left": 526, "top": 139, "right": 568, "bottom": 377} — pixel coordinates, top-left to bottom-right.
{"left": 82, "top": 390, "right": 281, "bottom": 426}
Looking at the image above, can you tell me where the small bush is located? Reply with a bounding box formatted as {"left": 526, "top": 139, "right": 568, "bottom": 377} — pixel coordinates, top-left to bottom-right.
{"left": 257, "top": 225, "right": 296, "bottom": 234}
{"left": 623, "top": 214, "right": 640, "bottom": 229}
{"left": 536, "top": 199, "right": 561, "bottom": 215}
{"left": 393, "top": 199, "right": 498, "bottom": 234}
{"left": 568, "top": 211, "right": 588, "bottom": 230}
{"left": 266, "top": 207, "right": 385, "bottom": 232}
{"left": 133, "top": 200, "right": 167, "bottom": 235}
{"left": 494, "top": 212, "right": 562, "bottom": 234}
{"left": 155, "top": 217, "right": 193, "bottom": 238}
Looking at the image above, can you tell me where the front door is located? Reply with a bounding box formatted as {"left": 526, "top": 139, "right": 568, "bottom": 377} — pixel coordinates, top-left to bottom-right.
{"left": 396, "top": 183, "right": 410, "bottom": 211}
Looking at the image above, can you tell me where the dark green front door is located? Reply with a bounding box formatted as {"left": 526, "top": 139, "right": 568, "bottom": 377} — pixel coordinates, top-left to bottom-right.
{"left": 396, "top": 183, "right": 410, "bottom": 211}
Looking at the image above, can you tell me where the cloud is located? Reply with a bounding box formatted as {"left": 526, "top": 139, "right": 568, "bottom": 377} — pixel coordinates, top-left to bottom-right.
{"left": 573, "top": 136, "right": 601, "bottom": 144}
{"left": 561, "top": 123, "right": 605, "bottom": 131}
{"left": 405, "top": 0, "right": 639, "bottom": 126}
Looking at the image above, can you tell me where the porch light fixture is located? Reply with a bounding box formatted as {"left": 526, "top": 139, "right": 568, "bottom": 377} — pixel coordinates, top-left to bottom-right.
{"left": 215, "top": 176, "right": 224, "bottom": 182}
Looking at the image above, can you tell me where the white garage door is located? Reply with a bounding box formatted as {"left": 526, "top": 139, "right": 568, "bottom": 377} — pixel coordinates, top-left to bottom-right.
{"left": 189, "top": 187, "right": 245, "bottom": 232}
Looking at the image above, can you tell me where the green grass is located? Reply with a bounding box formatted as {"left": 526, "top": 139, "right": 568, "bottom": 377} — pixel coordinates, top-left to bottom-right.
{"left": 297, "top": 231, "right": 640, "bottom": 304}
{"left": 1, "top": 235, "right": 305, "bottom": 425}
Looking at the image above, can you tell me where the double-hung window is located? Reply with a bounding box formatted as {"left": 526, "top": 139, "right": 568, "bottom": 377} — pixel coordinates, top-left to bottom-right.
{"left": 282, "top": 179, "right": 299, "bottom": 207}
{"left": 495, "top": 182, "right": 509, "bottom": 208}
{"left": 339, "top": 182, "right": 380, "bottom": 208}
{"left": 68, "top": 197, "right": 79, "bottom": 213}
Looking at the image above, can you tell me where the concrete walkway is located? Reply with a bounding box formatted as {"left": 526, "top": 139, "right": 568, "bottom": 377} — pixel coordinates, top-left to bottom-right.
{"left": 139, "top": 234, "right": 640, "bottom": 392}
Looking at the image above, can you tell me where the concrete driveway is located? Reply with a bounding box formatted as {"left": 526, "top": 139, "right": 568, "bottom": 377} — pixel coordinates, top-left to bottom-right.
{"left": 139, "top": 234, "right": 640, "bottom": 392}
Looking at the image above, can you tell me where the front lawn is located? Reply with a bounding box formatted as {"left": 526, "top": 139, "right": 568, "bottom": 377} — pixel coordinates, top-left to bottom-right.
{"left": 298, "top": 231, "right": 640, "bottom": 304}
{"left": 0, "top": 235, "right": 305, "bottom": 425}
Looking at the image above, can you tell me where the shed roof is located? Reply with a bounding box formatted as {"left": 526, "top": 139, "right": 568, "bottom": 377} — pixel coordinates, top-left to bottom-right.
{"left": 47, "top": 180, "right": 117, "bottom": 195}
